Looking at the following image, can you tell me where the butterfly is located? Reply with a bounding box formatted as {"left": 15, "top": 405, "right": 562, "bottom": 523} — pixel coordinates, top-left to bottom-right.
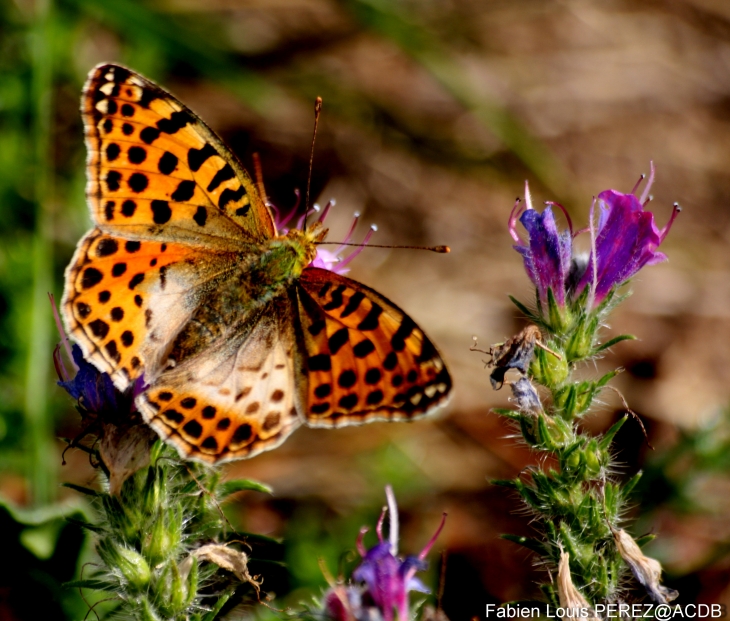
{"left": 62, "top": 63, "right": 452, "bottom": 464}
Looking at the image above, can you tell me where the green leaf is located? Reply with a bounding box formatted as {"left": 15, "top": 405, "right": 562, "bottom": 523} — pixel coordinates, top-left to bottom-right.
{"left": 65, "top": 516, "right": 106, "bottom": 534}
{"left": 501, "top": 534, "right": 546, "bottom": 556}
{"left": 536, "top": 413, "right": 558, "bottom": 450}
{"left": 520, "top": 415, "right": 537, "bottom": 446}
{"left": 595, "top": 369, "right": 621, "bottom": 389}
{"left": 492, "top": 408, "right": 522, "bottom": 420}
{"left": 622, "top": 471, "right": 643, "bottom": 497}
{"left": 508, "top": 295, "right": 539, "bottom": 322}
{"left": 635, "top": 533, "right": 657, "bottom": 547}
{"left": 201, "top": 589, "right": 235, "bottom": 621}
{"left": 63, "top": 578, "right": 117, "bottom": 592}
{"left": 491, "top": 479, "right": 518, "bottom": 489}
{"left": 593, "top": 334, "right": 637, "bottom": 354}
{"left": 599, "top": 416, "right": 628, "bottom": 450}
{"left": 61, "top": 482, "right": 100, "bottom": 497}
{"left": 547, "top": 287, "right": 563, "bottom": 333}
{"left": 219, "top": 479, "right": 272, "bottom": 498}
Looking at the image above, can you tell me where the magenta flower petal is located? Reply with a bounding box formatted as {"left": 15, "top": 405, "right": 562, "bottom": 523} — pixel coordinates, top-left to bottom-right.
{"left": 514, "top": 206, "right": 573, "bottom": 307}
{"left": 349, "top": 487, "right": 445, "bottom": 621}
{"left": 577, "top": 190, "right": 678, "bottom": 304}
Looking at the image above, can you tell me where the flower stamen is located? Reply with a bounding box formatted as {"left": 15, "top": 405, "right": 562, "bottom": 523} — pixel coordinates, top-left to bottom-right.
{"left": 660, "top": 203, "right": 681, "bottom": 242}
{"left": 508, "top": 198, "right": 525, "bottom": 244}
{"left": 639, "top": 160, "right": 656, "bottom": 205}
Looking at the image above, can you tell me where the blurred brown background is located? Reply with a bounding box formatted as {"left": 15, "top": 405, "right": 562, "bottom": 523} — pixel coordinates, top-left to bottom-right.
{"left": 4, "top": 0, "right": 730, "bottom": 617}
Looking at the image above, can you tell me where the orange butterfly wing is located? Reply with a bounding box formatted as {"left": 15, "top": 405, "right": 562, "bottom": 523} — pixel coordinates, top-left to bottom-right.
{"left": 81, "top": 63, "right": 275, "bottom": 247}
{"left": 296, "top": 268, "right": 452, "bottom": 425}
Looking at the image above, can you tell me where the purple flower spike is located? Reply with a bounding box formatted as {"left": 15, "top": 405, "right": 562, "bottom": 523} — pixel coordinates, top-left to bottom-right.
{"left": 512, "top": 182, "right": 573, "bottom": 307}
{"left": 577, "top": 184, "right": 680, "bottom": 305}
{"left": 351, "top": 486, "right": 446, "bottom": 621}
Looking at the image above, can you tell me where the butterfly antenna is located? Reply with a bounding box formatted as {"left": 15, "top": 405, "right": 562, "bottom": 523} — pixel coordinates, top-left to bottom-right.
{"left": 252, "top": 152, "right": 269, "bottom": 206}
{"left": 317, "top": 241, "right": 451, "bottom": 254}
{"left": 305, "top": 97, "right": 323, "bottom": 221}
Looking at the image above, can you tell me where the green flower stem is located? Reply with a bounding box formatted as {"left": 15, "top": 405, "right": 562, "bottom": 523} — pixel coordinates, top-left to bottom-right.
{"left": 496, "top": 288, "right": 661, "bottom": 606}
{"left": 25, "top": 0, "right": 55, "bottom": 507}
{"left": 67, "top": 441, "right": 267, "bottom": 620}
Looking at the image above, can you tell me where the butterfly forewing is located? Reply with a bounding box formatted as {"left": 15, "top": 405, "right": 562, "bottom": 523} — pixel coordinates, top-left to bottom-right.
{"left": 82, "top": 64, "right": 275, "bottom": 247}
{"left": 297, "top": 268, "right": 452, "bottom": 426}
{"left": 63, "top": 228, "right": 237, "bottom": 391}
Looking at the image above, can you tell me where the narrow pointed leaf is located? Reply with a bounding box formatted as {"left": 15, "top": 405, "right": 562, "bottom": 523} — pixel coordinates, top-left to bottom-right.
{"left": 594, "top": 334, "right": 637, "bottom": 354}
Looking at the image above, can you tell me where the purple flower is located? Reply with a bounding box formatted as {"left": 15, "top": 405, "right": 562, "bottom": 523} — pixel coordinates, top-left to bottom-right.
{"left": 510, "top": 182, "right": 573, "bottom": 307}
{"left": 270, "top": 192, "right": 376, "bottom": 275}
{"left": 347, "top": 486, "right": 446, "bottom": 621}
{"left": 511, "top": 165, "right": 679, "bottom": 309}
{"left": 576, "top": 165, "right": 679, "bottom": 305}
{"left": 51, "top": 294, "right": 143, "bottom": 417}
{"left": 55, "top": 344, "right": 128, "bottom": 415}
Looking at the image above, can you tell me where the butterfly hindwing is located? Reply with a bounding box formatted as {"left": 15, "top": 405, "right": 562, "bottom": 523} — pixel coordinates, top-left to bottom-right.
{"left": 82, "top": 63, "right": 275, "bottom": 248}
{"left": 136, "top": 299, "right": 303, "bottom": 464}
{"left": 296, "top": 268, "right": 452, "bottom": 426}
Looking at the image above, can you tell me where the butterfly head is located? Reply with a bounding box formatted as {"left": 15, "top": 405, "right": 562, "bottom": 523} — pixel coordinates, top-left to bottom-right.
{"left": 271, "top": 221, "right": 328, "bottom": 278}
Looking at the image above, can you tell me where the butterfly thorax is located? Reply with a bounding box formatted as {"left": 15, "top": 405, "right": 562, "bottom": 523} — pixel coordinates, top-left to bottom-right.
{"left": 254, "top": 224, "right": 327, "bottom": 288}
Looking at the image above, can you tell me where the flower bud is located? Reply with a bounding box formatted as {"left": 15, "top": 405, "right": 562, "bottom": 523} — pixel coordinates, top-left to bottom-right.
{"left": 583, "top": 445, "right": 601, "bottom": 475}
{"left": 99, "top": 540, "right": 151, "bottom": 592}
{"left": 531, "top": 347, "right": 569, "bottom": 388}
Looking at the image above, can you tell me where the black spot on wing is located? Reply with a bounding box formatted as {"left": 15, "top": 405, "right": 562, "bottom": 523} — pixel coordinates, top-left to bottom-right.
{"left": 81, "top": 268, "right": 103, "bottom": 289}
{"left": 89, "top": 319, "right": 110, "bottom": 339}
{"left": 171, "top": 180, "right": 196, "bottom": 202}
{"left": 182, "top": 419, "right": 203, "bottom": 439}
{"left": 353, "top": 339, "right": 375, "bottom": 358}
{"left": 206, "top": 163, "right": 235, "bottom": 192}
{"left": 140, "top": 127, "right": 160, "bottom": 144}
{"left": 128, "top": 172, "right": 148, "bottom": 193}
{"left": 218, "top": 186, "right": 246, "bottom": 210}
{"left": 128, "top": 146, "right": 146, "bottom": 164}
{"left": 391, "top": 317, "right": 416, "bottom": 352}
{"left": 106, "top": 143, "right": 120, "bottom": 162}
{"left": 323, "top": 285, "right": 345, "bottom": 311}
{"left": 121, "top": 200, "right": 136, "bottom": 217}
{"left": 193, "top": 207, "right": 207, "bottom": 227}
{"left": 338, "top": 370, "right": 356, "bottom": 388}
{"left": 308, "top": 354, "right": 332, "bottom": 372}
{"left": 151, "top": 200, "right": 172, "bottom": 224}
{"left": 187, "top": 143, "right": 217, "bottom": 172}
{"left": 158, "top": 151, "right": 178, "bottom": 175}
{"left": 328, "top": 328, "right": 349, "bottom": 354}
{"left": 106, "top": 171, "right": 121, "bottom": 192}
{"left": 357, "top": 303, "right": 383, "bottom": 331}
{"left": 95, "top": 238, "right": 118, "bottom": 257}
{"left": 341, "top": 292, "right": 366, "bottom": 318}
{"left": 157, "top": 111, "right": 193, "bottom": 134}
